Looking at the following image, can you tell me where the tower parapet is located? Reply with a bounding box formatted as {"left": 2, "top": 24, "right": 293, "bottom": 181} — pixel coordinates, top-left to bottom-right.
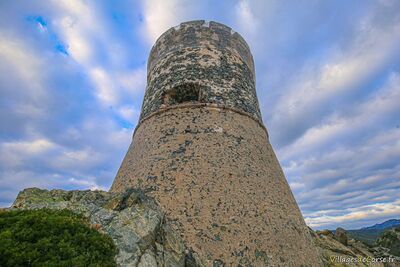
{"left": 142, "top": 20, "right": 261, "bottom": 121}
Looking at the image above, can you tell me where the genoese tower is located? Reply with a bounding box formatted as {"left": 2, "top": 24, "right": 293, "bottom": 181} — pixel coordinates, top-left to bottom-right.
{"left": 111, "top": 21, "right": 320, "bottom": 266}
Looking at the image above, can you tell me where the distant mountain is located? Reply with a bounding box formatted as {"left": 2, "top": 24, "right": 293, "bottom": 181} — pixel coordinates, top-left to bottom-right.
{"left": 347, "top": 219, "right": 400, "bottom": 246}
{"left": 361, "top": 219, "right": 400, "bottom": 230}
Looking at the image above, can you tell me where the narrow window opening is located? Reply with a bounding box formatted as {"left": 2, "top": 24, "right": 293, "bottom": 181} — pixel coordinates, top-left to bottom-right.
{"left": 163, "top": 83, "right": 202, "bottom": 106}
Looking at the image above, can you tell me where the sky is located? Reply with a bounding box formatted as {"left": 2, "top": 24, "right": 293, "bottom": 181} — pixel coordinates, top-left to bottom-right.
{"left": 0, "top": 0, "right": 399, "bottom": 230}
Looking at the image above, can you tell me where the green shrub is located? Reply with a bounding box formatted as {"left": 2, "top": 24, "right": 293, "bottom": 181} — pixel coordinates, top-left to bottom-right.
{"left": 0, "top": 209, "right": 117, "bottom": 267}
{"left": 376, "top": 227, "right": 400, "bottom": 256}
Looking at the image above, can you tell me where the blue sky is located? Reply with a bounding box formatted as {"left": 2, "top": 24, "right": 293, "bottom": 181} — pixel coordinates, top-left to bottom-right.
{"left": 0, "top": 0, "right": 399, "bottom": 230}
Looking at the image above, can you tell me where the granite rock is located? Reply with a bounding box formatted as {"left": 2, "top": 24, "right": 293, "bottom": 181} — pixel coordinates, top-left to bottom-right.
{"left": 334, "top": 227, "right": 348, "bottom": 246}
{"left": 311, "top": 227, "right": 399, "bottom": 266}
{"left": 12, "top": 187, "right": 204, "bottom": 267}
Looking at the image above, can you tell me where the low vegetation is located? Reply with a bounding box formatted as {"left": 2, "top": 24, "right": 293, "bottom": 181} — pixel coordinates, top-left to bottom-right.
{"left": 0, "top": 209, "right": 117, "bottom": 267}
{"left": 376, "top": 227, "right": 400, "bottom": 256}
{"left": 347, "top": 228, "right": 385, "bottom": 246}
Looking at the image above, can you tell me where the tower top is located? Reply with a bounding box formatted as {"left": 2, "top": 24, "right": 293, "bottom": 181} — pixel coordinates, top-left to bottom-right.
{"left": 141, "top": 20, "right": 262, "bottom": 121}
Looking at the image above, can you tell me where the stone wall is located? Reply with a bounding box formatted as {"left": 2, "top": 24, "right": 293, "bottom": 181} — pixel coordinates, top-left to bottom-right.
{"left": 111, "top": 106, "right": 321, "bottom": 266}
{"left": 112, "top": 20, "right": 322, "bottom": 266}
{"left": 141, "top": 20, "right": 261, "bottom": 121}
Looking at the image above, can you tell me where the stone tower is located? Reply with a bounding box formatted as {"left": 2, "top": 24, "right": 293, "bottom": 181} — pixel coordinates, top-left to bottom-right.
{"left": 111, "top": 21, "right": 320, "bottom": 266}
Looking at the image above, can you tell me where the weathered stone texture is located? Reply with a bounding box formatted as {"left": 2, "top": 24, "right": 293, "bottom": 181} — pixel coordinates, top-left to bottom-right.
{"left": 112, "top": 20, "right": 322, "bottom": 266}
{"left": 112, "top": 106, "right": 320, "bottom": 266}
{"left": 310, "top": 229, "right": 384, "bottom": 267}
{"left": 12, "top": 188, "right": 204, "bottom": 267}
{"left": 334, "top": 227, "right": 348, "bottom": 246}
{"left": 142, "top": 20, "right": 261, "bottom": 121}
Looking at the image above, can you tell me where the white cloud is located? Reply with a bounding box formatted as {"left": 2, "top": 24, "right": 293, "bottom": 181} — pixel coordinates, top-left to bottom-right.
{"left": 4, "top": 139, "right": 55, "bottom": 153}
{"left": 0, "top": 171, "right": 61, "bottom": 191}
{"left": 142, "top": 0, "right": 187, "bottom": 44}
{"left": 89, "top": 67, "right": 119, "bottom": 106}
{"left": 0, "top": 0, "right": 143, "bottom": 207}
{"left": 53, "top": 1, "right": 97, "bottom": 65}
{"left": 269, "top": 6, "right": 400, "bottom": 147}
{"left": 306, "top": 200, "right": 400, "bottom": 228}
{"left": 281, "top": 72, "right": 400, "bottom": 227}
{"left": 289, "top": 181, "right": 305, "bottom": 190}
{"left": 0, "top": 39, "right": 46, "bottom": 101}
{"left": 235, "top": 0, "right": 258, "bottom": 36}
{"left": 117, "top": 67, "right": 146, "bottom": 95}
{"left": 279, "top": 72, "right": 400, "bottom": 161}
{"left": 140, "top": 0, "right": 197, "bottom": 44}
{"left": 288, "top": 127, "right": 400, "bottom": 189}
{"left": 51, "top": 147, "right": 105, "bottom": 171}
{"left": 284, "top": 128, "right": 400, "bottom": 229}
{"left": 0, "top": 139, "right": 56, "bottom": 168}
{"left": 46, "top": 2, "right": 144, "bottom": 118}
{"left": 67, "top": 177, "right": 107, "bottom": 191}
{"left": 117, "top": 106, "right": 140, "bottom": 122}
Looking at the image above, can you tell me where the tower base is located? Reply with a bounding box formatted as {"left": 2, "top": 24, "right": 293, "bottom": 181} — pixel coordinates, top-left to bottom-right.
{"left": 111, "top": 105, "right": 321, "bottom": 266}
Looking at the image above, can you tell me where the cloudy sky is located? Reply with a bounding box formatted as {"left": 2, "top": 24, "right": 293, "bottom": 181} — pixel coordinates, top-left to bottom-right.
{"left": 1, "top": 0, "right": 399, "bottom": 230}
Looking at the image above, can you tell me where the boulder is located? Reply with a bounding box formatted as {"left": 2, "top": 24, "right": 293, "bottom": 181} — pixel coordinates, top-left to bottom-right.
{"left": 310, "top": 227, "right": 400, "bottom": 266}
{"left": 334, "top": 227, "right": 348, "bottom": 246}
{"left": 11, "top": 187, "right": 204, "bottom": 267}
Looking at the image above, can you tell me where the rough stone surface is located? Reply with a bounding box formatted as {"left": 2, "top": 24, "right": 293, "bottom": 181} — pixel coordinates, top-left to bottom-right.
{"left": 334, "top": 227, "right": 348, "bottom": 246}
{"left": 311, "top": 228, "right": 400, "bottom": 267}
{"left": 11, "top": 188, "right": 204, "bottom": 267}
{"left": 142, "top": 20, "right": 261, "bottom": 121}
{"left": 375, "top": 228, "right": 400, "bottom": 258}
{"left": 9, "top": 187, "right": 400, "bottom": 266}
{"left": 112, "top": 106, "right": 320, "bottom": 266}
{"left": 112, "top": 20, "right": 322, "bottom": 266}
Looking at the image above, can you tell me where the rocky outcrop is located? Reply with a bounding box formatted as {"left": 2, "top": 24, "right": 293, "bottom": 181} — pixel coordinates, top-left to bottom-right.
{"left": 376, "top": 228, "right": 400, "bottom": 257}
{"left": 11, "top": 187, "right": 400, "bottom": 266}
{"left": 12, "top": 188, "right": 204, "bottom": 267}
{"left": 334, "top": 227, "right": 348, "bottom": 246}
{"left": 312, "top": 228, "right": 400, "bottom": 267}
